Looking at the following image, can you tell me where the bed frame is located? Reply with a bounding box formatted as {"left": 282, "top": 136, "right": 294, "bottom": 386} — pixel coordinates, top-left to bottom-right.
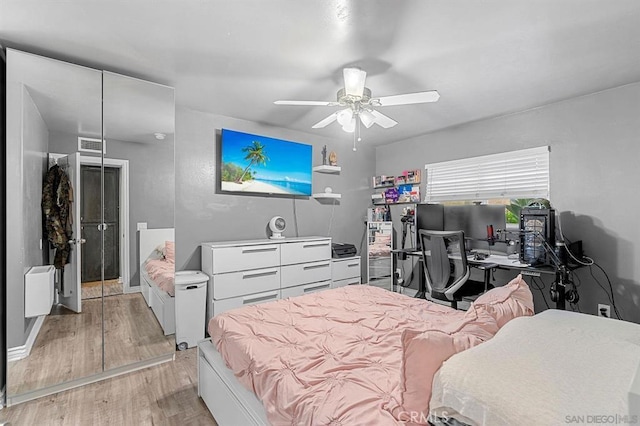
{"left": 139, "top": 228, "right": 175, "bottom": 336}
{"left": 198, "top": 338, "right": 269, "bottom": 425}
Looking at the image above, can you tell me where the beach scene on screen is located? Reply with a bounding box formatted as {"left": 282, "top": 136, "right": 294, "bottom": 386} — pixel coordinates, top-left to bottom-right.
{"left": 220, "top": 129, "right": 312, "bottom": 196}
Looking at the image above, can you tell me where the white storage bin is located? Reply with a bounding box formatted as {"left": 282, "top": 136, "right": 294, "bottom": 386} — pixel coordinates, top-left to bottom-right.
{"left": 25, "top": 265, "right": 55, "bottom": 318}
{"left": 175, "top": 270, "right": 208, "bottom": 350}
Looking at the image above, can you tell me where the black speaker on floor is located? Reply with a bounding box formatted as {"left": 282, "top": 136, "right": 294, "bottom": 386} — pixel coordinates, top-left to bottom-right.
{"left": 520, "top": 208, "right": 555, "bottom": 266}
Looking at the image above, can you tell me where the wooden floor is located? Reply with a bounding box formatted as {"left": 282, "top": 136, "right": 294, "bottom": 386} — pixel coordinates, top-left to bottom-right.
{"left": 82, "top": 279, "right": 124, "bottom": 300}
{"left": 7, "top": 293, "right": 174, "bottom": 395}
{"left": 0, "top": 349, "right": 218, "bottom": 425}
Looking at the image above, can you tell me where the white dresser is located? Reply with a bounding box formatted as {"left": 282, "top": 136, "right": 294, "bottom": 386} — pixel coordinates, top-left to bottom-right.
{"left": 331, "top": 256, "right": 361, "bottom": 288}
{"left": 201, "top": 237, "right": 332, "bottom": 322}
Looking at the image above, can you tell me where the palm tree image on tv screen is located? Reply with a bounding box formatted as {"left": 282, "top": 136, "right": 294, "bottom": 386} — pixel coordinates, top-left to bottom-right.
{"left": 220, "top": 129, "right": 313, "bottom": 196}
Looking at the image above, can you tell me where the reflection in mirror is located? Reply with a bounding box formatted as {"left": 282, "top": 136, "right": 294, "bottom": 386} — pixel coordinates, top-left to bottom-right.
{"left": 367, "top": 221, "right": 394, "bottom": 291}
{"left": 5, "top": 50, "right": 103, "bottom": 396}
{"left": 101, "top": 71, "right": 175, "bottom": 370}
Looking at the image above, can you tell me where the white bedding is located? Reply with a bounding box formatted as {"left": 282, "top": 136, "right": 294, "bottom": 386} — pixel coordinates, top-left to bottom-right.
{"left": 430, "top": 310, "right": 640, "bottom": 426}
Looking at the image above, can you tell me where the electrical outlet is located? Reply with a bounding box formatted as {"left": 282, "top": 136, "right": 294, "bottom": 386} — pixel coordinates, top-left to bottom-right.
{"left": 598, "top": 304, "right": 611, "bottom": 318}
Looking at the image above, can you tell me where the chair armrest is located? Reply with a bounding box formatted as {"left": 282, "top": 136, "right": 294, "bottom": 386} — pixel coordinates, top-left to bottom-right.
{"left": 471, "top": 262, "right": 499, "bottom": 271}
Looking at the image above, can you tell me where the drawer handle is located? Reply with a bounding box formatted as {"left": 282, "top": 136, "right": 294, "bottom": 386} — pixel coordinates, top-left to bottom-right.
{"left": 346, "top": 278, "right": 360, "bottom": 285}
{"left": 243, "top": 292, "right": 279, "bottom": 304}
{"left": 242, "top": 269, "right": 278, "bottom": 279}
{"left": 347, "top": 263, "right": 359, "bottom": 267}
{"left": 304, "top": 283, "right": 331, "bottom": 292}
{"left": 302, "top": 242, "right": 330, "bottom": 248}
{"left": 241, "top": 247, "right": 278, "bottom": 254}
{"left": 181, "top": 284, "right": 205, "bottom": 290}
{"left": 303, "top": 263, "right": 330, "bottom": 270}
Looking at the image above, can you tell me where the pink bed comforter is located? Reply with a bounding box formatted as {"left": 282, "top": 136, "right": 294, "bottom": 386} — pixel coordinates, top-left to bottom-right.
{"left": 144, "top": 259, "right": 175, "bottom": 296}
{"left": 210, "top": 285, "right": 467, "bottom": 425}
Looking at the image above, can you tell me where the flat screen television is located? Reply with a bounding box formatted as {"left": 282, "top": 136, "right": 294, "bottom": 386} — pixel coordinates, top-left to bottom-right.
{"left": 220, "top": 129, "right": 313, "bottom": 196}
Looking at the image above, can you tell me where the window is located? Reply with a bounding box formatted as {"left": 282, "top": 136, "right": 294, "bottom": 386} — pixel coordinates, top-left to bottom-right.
{"left": 425, "top": 146, "right": 549, "bottom": 202}
{"left": 424, "top": 146, "right": 550, "bottom": 225}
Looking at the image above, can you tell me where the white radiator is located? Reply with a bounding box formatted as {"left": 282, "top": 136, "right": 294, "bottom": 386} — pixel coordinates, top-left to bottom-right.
{"left": 24, "top": 265, "right": 55, "bottom": 318}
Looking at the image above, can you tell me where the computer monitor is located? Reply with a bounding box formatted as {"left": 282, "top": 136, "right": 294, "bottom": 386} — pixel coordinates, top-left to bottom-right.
{"left": 414, "top": 204, "right": 444, "bottom": 250}
{"left": 443, "top": 205, "right": 506, "bottom": 251}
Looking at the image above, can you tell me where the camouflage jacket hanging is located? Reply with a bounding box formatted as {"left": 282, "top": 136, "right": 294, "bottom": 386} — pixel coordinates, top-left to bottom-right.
{"left": 42, "top": 164, "right": 74, "bottom": 269}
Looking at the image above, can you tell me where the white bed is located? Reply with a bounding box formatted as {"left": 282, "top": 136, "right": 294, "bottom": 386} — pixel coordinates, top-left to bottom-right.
{"left": 139, "top": 228, "right": 175, "bottom": 336}
{"left": 430, "top": 310, "right": 640, "bottom": 426}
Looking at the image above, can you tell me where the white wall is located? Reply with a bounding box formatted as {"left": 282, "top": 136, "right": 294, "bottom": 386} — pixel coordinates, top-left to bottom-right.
{"left": 6, "top": 81, "right": 49, "bottom": 348}
{"left": 376, "top": 82, "right": 640, "bottom": 322}
{"left": 175, "top": 106, "right": 375, "bottom": 274}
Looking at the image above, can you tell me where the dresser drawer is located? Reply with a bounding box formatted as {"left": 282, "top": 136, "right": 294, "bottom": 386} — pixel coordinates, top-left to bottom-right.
{"left": 212, "top": 244, "right": 280, "bottom": 273}
{"left": 280, "top": 240, "right": 331, "bottom": 265}
{"left": 331, "top": 277, "right": 361, "bottom": 289}
{"left": 213, "top": 267, "right": 280, "bottom": 300}
{"left": 281, "top": 280, "right": 331, "bottom": 299}
{"left": 332, "top": 257, "right": 361, "bottom": 281}
{"left": 281, "top": 260, "right": 332, "bottom": 288}
{"left": 213, "top": 289, "right": 280, "bottom": 316}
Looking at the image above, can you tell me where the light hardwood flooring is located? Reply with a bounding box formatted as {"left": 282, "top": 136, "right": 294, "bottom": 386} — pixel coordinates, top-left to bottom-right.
{"left": 7, "top": 293, "right": 174, "bottom": 395}
{"left": 82, "top": 279, "right": 123, "bottom": 300}
{"left": 0, "top": 348, "right": 218, "bottom": 425}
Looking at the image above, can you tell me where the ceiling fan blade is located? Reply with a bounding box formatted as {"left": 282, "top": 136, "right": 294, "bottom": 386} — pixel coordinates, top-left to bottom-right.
{"left": 370, "top": 110, "right": 398, "bottom": 128}
{"left": 311, "top": 112, "right": 338, "bottom": 129}
{"left": 375, "top": 90, "right": 440, "bottom": 106}
{"left": 343, "top": 68, "right": 367, "bottom": 97}
{"left": 274, "top": 100, "right": 338, "bottom": 106}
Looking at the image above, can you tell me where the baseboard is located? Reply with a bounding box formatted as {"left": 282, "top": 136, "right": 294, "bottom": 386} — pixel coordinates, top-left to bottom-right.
{"left": 7, "top": 315, "right": 45, "bottom": 362}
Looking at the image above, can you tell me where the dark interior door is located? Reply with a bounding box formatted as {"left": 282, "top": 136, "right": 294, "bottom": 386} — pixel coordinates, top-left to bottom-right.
{"left": 81, "top": 165, "right": 120, "bottom": 282}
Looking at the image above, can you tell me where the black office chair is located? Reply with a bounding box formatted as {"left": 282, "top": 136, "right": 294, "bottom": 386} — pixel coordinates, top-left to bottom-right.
{"left": 418, "top": 229, "right": 496, "bottom": 309}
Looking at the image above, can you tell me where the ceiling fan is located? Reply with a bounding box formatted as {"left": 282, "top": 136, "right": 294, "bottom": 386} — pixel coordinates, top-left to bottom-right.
{"left": 274, "top": 68, "right": 440, "bottom": 137}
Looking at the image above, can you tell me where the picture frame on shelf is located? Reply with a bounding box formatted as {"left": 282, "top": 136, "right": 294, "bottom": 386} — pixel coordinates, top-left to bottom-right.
{"left": 397, "top": 184, "right": 420, "bottom": 203}
{"left": 395, "top": 169, "right": 421, "bottom": 186}
{"left": 373, "top": 175, "right": 395, "bottom": 188}
{"left": 371, "top": 192, "right": 386, "bottom": 205}
{"left": 384, "top": 187, "right": 399, "bottom": 204}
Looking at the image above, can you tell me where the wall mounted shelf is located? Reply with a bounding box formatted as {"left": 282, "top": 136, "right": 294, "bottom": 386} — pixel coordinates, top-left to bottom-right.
{"left": 313, "top": 165, "right": 341, "bottom": 174}
{"left": 312, "top": 193, "right": 341, "bottom": 200}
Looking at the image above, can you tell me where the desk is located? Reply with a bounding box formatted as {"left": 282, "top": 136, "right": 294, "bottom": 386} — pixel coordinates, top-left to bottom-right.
{"left": 393, "top": 249, "right": 567, "bottom": 309}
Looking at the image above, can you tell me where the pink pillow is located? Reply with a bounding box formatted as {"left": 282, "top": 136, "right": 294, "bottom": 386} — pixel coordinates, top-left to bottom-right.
{"left": 468, "top": 274, "right": 534, "bottom": 327}
{"left": 164, "top": 240, "right": 175, "bottom": 264}
{"left": 390, "top": 329, "right": 485, "bottom": 424}
{"left": 389, "top": 311, "right": 499, "bottom": 424}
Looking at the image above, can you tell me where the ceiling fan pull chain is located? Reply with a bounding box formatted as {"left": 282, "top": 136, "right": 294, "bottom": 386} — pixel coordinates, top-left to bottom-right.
{"left": 353, "top": 129, "right": 357, "bottom": 151}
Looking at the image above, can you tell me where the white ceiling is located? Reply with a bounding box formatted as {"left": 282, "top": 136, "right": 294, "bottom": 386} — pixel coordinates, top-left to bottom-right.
{"left": 2, "top": 0, "right": 639, "bottom": 146}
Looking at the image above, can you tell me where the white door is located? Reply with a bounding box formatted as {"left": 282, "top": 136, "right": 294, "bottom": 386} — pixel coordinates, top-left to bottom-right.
{"left": 58, "top": 152, "right": 83, "bottom": 313}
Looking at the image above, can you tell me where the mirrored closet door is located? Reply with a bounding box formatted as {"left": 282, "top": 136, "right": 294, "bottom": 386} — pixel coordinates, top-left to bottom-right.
{"left": 102, "top": 72, "right": 175, "bottom": 370}
{"left": 5, "top": 49, "right": 175, "bottom": 403}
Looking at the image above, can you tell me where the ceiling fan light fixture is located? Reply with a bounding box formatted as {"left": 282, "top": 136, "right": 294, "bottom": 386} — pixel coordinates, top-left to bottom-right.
{"left": 343, "top": 67, "right": 366, "bottom": 97}
{"left": 336, "top": 108, "right": 353, "bottom": 126}
{"left": 342, "top": 117, "right": 356, "bottom": 133}
{"left": 359, "top": 110, "right": 376, "bottom": 128}
{"left": 274, "top": 67, "right": 440, "bottom": 138}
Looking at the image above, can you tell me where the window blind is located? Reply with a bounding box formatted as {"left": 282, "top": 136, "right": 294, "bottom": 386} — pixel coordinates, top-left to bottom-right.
{"left": 424, "top": 146, "right": 550, "bottom": 202}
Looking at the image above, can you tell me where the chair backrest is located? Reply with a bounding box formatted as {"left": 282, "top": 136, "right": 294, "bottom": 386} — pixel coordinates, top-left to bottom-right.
{"left": 418, "top": 229, "right": 471, "bottom": 300}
